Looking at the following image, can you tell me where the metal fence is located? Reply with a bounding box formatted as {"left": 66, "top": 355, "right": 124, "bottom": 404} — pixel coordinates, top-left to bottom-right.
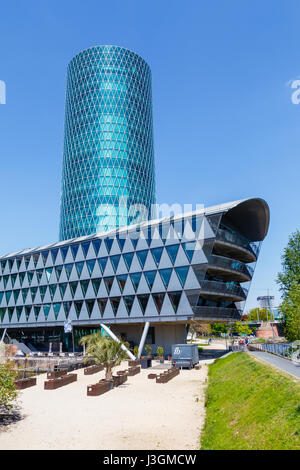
{"left": 248, "top": 342, "right": 293, "bottom": 357}
{"left": 3, "top": 355, "right": 85, "bottom": 378}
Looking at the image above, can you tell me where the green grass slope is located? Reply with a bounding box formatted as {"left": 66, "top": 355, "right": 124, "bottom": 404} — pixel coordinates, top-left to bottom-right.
{"left": 201, "top": 352, "right": 300, "bottom": 450}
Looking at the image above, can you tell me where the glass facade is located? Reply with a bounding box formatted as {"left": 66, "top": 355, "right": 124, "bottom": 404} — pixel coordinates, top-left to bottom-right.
{"left": 59, "top": 45, "right": 156, "bottom": 241}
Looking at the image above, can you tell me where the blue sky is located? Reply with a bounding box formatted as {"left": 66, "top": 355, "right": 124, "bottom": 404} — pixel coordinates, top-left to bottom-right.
{"left": 0, "top": 0, "right": 299, "bottom": 310}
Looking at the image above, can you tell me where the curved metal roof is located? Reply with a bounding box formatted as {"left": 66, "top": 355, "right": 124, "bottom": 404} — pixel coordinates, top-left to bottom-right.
{"left": 220, "top": 198, "right": 270, "bottom": 242}
{"left": 0, "top": 197, "right": 270, "bottom": 258}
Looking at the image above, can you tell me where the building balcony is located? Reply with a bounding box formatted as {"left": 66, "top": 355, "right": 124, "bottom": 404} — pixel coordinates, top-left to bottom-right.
{"left": 192, "top": 306, "right": 242, "bottom": 321}
{"left": 206, "top": 254, "right": 253, "bottom": 282}
{"left": 213, "top": 228, "right": 259, "bottom": 263}
{"left": 199, "top": 280, "right": 247, "bottom": 302}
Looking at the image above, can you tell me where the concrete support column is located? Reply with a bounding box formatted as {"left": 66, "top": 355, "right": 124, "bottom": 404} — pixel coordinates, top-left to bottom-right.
{"left": 137, "top": 322, "right": 150, "bottom": 359}
{"left": 1, "top": 328, "right": 7, "bottom": 343}
{"left": 100, "top": 323, "right": 135, "bottom": 360}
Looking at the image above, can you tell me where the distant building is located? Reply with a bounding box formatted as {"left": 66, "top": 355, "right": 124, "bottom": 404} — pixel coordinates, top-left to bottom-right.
{"left": 59, "top": 46, "right": 156, "bottom": 241}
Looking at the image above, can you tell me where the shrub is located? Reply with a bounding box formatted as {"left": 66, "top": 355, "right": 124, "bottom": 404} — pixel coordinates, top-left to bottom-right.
{"left": 0, "top": 362, "right": 18, "bottom": 412}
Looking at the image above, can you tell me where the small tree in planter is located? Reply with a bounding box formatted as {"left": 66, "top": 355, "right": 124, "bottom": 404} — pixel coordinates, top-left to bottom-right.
{"left": 80, "top": 333, "right": 129, "bottom": 382}
{"left": 144, "top": 344, "right": 152, "bottom": 358}
{"left": 156, "top": 346, "right": 164, "bottom": 363}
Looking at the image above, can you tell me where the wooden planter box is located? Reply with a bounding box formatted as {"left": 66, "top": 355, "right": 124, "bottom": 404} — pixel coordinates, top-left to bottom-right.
{"left": 117, "top": 370, "right": 128, "bottom": 376}
{"left": 44, "top": 373, "right": 77, "bottom": 390}
{"left": 156, "top": 368, "right": 180, "bottom": 384}
{"left": 113, "top": 374, "right": 128, "bottom": 387}
{"left": 84, "top": 364, "right": 104, "bottom": 375}
{"left": 128, "top": 359, "right": 141, "bottom": 367}
{"left": 87, "top": 379, "right": 112, "bottom": 396}
{"left": 15, "top": 377, "right": 37, "bottom": 390}
{"left": 148, "top": 373, "right": 157, "bottom": 379}
{"left": 128, "top": 366, "right": 140, "bottom": 376}
{"left": 47, "top": 370, "right": 67, "bottom": 379}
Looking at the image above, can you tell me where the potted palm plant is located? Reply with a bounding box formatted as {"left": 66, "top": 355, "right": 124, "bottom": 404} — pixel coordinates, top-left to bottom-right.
{"left": 144, "top": 344, "right": 152, "bottom": 358}
{"left": 79, "top": 332, "right": 129, "bottom": 389}
{"left": 157, "top": 346, "right": 164, "bottom": 363}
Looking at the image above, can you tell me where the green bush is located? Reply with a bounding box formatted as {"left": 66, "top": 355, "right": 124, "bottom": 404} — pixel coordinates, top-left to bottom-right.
{"left": 0, "top": 362, "right": 18, "bottom": 412}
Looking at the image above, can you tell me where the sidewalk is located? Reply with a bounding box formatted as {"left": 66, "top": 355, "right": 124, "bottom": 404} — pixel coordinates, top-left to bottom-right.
{"left": 248, "top": 350, "right": 300, "bottom": 380}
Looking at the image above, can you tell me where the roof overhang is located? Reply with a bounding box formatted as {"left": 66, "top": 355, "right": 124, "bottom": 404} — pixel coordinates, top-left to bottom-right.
{"left": 221, "top": 198, "right": 270, "bottom": 242}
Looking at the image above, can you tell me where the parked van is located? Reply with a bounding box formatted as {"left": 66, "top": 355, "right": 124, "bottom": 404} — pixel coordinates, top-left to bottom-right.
{"left": 171, "top": 344, "right": 199, "bottom": 369}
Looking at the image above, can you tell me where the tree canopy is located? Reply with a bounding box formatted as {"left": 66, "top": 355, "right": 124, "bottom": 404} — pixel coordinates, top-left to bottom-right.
{"left": 189, "top": 320, "right": 211, "bottom": 339}
{"left": 277, "top": 230, "right": 300, "bottom": 341}
{"left": 279, "top": 284, "right": 300, "bottom": 342}
{"left": 246, "top": 308, "right": 273, "bottom": 322}
{"left": 277, "top": 231, "right": 300, "bottom": 297}
{"left": 211, "top": 323, "right": 228, "bottom": 336}
{"left": 232, "top": 321, "right": 253, "bottom": 336}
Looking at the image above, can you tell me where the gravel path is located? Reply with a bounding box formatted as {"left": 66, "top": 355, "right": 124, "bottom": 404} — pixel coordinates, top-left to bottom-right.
{"left": 0, "top": 362, "right": 207, "bottom": 450}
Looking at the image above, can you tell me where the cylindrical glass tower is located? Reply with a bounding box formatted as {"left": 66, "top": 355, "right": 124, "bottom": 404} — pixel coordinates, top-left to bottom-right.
{"left": 59, "top": 45, "right": 156, "bottom": 241}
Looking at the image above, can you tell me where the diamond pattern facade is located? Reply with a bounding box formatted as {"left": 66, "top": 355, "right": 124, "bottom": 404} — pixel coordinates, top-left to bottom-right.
{"left": 59, "top": 45, "right": 156, "bottom": 241}
{"left": 0, "top": 199, "right": 267, "bottom": 328}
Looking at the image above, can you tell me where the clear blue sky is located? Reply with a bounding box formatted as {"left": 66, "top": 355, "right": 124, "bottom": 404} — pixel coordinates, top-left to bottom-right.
{"left": 0, "top": 0, "right": 299, "bottom": 310}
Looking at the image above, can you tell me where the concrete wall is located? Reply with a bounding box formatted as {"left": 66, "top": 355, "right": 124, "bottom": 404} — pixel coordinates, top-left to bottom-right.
{"left": 112, "top": 323, "right": 187, "bottom": 356}
{"left": 256, "top": 322, "right": 280, "bottom": 339}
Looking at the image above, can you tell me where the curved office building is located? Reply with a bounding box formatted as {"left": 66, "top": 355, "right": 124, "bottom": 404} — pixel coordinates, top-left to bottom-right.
{"left": 0, "top": 198, "right": 269, "bottom": 353}
{"left": 59, "top": 45, "right": 156, "bottom": 241}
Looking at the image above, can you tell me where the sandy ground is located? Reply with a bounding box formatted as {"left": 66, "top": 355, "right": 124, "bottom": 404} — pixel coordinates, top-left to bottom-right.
{"left": 0, "top": 361, "right": 208, "bottom": 450}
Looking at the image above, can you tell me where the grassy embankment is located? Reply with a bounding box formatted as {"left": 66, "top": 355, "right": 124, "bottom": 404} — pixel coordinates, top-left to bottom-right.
{"left": 201, "top": 352, "right": 300, "bottom": 450}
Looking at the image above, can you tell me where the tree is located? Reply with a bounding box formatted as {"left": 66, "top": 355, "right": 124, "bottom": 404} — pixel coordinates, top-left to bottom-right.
{"left": 232, "top": 321, "right": 253, "bottom": 336}
{"left": 211, "top": 323, "right": 228, "bottom": 336}
{"left": 279, "top": 283, "right": 300, "bottom": 342}
{"left": 277, "top": 231, "right": 300, "bottom": 297}
{"left": 0, "top": 361, "right": 18, "bottom": 412}
{"left": 247, "top": 308, "right": 273, "bottom": 322}
{"left": 189, "top": 320, "right": 211, "bottom": 341}
{"left": 79, "top": 333, "right": 129, "bottom": 381}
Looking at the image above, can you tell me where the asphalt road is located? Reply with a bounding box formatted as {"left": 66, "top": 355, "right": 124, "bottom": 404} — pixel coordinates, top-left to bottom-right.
{"left": 249, "top": 350, "right": 300, "bottom": 380}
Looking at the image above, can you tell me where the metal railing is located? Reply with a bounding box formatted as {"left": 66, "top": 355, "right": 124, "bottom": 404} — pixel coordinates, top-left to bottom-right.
{"left": 200, "top": 280, "right": 248, "bottom": 299}
{"left": 248, "top": 342, "right": 293, "bottom": 358}
{"left": 208, "top": 254, "right": 254, "bottom": 279}
{"left": 216, "top": 228, "right": 259, "bottom": 257}
{"left": 193, "top": 306, "right": 242, "bottom": 320}
{"left": 4, "top": 355, "right": 85, "bottom": 378}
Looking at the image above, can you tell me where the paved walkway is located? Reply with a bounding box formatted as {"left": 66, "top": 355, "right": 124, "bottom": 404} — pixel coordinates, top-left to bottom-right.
{"left": 249, "top": 350, "right": 300, "bottom": 380}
